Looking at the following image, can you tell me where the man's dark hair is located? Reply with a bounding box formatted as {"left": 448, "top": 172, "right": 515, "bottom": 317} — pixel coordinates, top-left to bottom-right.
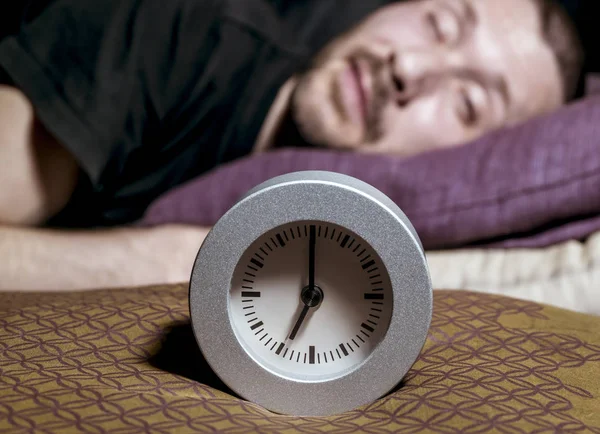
{"left": 536, "top": 0, "right": 585, "bottom": 101}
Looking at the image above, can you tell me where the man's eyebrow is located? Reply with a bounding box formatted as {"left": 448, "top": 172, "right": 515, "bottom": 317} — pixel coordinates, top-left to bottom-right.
{"left": 459, "top": 0, "right": 477, "bottom": 25}
{"left": 495, "top": 76, "right": 511, "bottom": 108}
{"left": 482, "top": 74, "right": 512, "bottom": 109}
{"left": 459, "top": 69, "right": 512, "bottom": 108}
{"left": 453, "top": 0, "right": 477, "bottom": 44}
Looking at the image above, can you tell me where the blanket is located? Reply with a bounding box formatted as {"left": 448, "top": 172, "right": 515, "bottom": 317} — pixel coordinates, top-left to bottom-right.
{"left": 1, "top": 285, "right": 599, "bottom": 432}
{"left": 427, "top": 230, "right": 600, "bottom": 315}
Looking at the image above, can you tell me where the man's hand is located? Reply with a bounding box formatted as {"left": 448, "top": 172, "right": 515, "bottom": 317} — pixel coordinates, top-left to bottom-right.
{"left": 0, "top": 85, "right": 212, "bottom": 292}
{"left": 0, "top": 224, "right": 211, "bottom": 291}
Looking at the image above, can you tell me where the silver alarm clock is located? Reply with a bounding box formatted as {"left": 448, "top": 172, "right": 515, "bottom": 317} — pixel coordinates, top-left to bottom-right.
{"left": 189, "top": 171, "right": 432, "bottom": 416}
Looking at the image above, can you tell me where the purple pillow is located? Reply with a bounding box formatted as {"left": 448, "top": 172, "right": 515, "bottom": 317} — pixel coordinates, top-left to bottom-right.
{"left": 140, "top": 94, "right": 600, "bottom": 250}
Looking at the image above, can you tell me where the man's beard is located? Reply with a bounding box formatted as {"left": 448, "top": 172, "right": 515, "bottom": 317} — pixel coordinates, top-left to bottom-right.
{"left": 282, "top": 48, "right": 391, "bottom": 149}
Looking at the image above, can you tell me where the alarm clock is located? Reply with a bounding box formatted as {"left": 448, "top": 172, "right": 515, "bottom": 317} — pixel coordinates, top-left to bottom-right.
{"left": 189, "top": 171, "right": 432, "bottom": 416}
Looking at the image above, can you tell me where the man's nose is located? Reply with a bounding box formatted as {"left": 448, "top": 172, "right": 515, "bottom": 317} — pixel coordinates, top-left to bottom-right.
{"left": 389, "top": 49, "right": 456, "bottom": 100}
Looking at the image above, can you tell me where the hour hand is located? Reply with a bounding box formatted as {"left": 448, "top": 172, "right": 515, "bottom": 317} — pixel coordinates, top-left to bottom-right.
{"left": 288, "top": 305, "right": 310, "bottom": 341}
{"left": 288, "top": 285, "right": 324, "bottom": 340}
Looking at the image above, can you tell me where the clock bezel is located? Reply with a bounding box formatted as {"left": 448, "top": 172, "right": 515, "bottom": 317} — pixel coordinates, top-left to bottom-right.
{"left": 189, "top": 171, "right": 432, "bottom": 416}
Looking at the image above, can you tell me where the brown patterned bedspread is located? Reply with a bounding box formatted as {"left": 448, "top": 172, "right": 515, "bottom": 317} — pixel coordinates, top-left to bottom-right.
{"left": 1, "top": 285, "right": 599, "bottom": 433}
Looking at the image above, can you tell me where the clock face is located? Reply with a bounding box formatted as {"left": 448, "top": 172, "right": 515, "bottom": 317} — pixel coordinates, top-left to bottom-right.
{"left": 229, "top": 220, "right": 393, "bottom": 381}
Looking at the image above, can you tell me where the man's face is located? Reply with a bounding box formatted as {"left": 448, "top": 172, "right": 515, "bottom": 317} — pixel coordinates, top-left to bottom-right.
{"left": 289, "top": 0, "right": 564, "bottom": 156}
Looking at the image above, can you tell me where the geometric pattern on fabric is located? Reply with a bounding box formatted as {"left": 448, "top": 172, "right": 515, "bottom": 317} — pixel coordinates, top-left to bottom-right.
{"left": 1, "top": 285, "right": 599, "bottom": 433}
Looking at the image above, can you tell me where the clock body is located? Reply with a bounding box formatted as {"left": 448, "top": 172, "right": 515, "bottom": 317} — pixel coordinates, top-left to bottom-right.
{"left": 189, "top": 171, "right": 432, "bottom": 416}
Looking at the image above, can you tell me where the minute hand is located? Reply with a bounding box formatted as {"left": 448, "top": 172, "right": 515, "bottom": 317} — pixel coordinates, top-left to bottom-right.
{"left": 308, "top": 225, "right": 316, "bottom": 290}
{"left": 287, "top": 225, "right": 317, "bottom": 341}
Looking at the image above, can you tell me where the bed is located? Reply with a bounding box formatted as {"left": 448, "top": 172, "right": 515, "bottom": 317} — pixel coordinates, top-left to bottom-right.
{"left": 1, "top": 73, "right": 599, "bottom": 434}
{"left": 427, "top": 230, "right": 600, "bottom": 316}
{"left": 1, "top": 284, "right": 599, "bottom": 432}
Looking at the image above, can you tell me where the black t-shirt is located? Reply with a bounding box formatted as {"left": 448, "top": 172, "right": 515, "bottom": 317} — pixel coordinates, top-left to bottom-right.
{"left": 0, "top": 0, "right": 389, "bottom": 227}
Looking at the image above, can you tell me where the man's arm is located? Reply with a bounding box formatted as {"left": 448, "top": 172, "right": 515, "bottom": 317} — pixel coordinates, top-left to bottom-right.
{"left": 0, "top": 84, "right": 79, "bottom": 225}
{"left": 0, "top": 224, "right": 209, "bottom": 291}
{"left": 0, "top": 85, "right": 209, "bottom": 291}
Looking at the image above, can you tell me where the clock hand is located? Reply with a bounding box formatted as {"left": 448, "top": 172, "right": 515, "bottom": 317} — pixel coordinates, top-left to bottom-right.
{"left": 308, "top": 225, "right": 316, "bottom": 290}
{"left": 289, "top": 228, "right": 318, "bottom": 341}
{"left": 288, "top": 285, "right": 324, "bottom": 340}
{"left": 288, "top": 304, "right": 310, "bottom": 341}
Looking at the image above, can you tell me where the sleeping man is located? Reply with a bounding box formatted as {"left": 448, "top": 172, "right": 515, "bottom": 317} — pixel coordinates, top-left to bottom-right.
{"left": 0, "top": 0, "right": 585, "bottom": 290}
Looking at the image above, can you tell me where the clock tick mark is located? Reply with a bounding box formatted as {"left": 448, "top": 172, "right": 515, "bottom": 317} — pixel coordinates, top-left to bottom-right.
{"left": 244, "top": 312, "right": 255, "bottom": 317}
{"left": 372, "top": 302, "right": 384, "bottom": 305}
{"left": 369, "top": 314, "right": 380, "bottom": 319}
{"left": 251, "top": 321, "right": 264, "bottom": 330}
{"left": 340, "top": 234, "right": 350, "bottom": 247}
{"left": 270, "top": 340, "right": 277, "bottom": 350}
{"left": 353, "top": 244, "right": 361, "bottom": 252}
{"left": 371, "top": 308, "right": 382, "bottom": 312}
{"left": 357, "top": 248, "right": 366, "bottom": 257}
{"left": 352, "top": 338, "right": 360, "bottom": 348}
{"left": 290, "top": 350, "right": 295, "bottom": 361}
{"left": 330, "top": 350, "right": 335, "bottom": 361}
{"left": 357, "top": 335, "right": 365, "bottom": 343}
{"left": 245, "top": 272, "right": 256, "bottom": 278}
{"left": 265, "top": 337, "right": 273, "bottom": 346}
{"left": 369, "top": 274, "right": 380, "bottom": 280}
{"left": 259, "top": 247, "right": 269, "bottom": 256}
{"left": 361, "top": 323, "right": 375, "bottom": 333}
{"left": 283, "top": 348, "right": 289, "bottom": 358}
{"left": 309, "top": 346, "right": 315, "bottom": 364}
{"left": 371, "top": 281, "right": 383, "bottom": 286}
{"left": 284, "top": 231, "right": 289, "bottom": 242}
{"left": 364, "top": 293, "right": 384, "bottom": 300}
{"left": 336, "top": 349, "right": 341, "bottom": 359}
{"left": 248, "top": 266, "right": 258, "bottom": 272}
{"left": 330, "top": 229, "right": 336, "bottom": 240}
{"left": 347, "top": 239, "right": 355, "bottom": 249}
{"left": 324, "top": 352, "right": 328, "bottom": 363}
{"left": 241, "top": 286, "right": 253, "bottom": 290}
{"left": 337, "top": 232, "right": 342, "bottom": 242}
{"left": 298, "top": 352, "right": 302, "bottom": 363}
{"left": 340, "top": 344, "right": 349, "bottom": 356}
{"left": 264, "top": 243, "right": 273, "bottom": 252}
{"left": 259, "top": 333, "right": 268, "bottom": 341}
{"left": 251, "top": 258, "right": 264, "bottom": 269}
{"left": 276, "top": 234, "right": 286, "bottom": 247}
{"left": 324, "top": 227, "right": 329, "bottom": 238}
{"left": 276, "top": 343, "right": 285, "bottom": 355}
{"left": 254, "top": 328, "right": 264, "bottom": 335}
{"left": 348, "top": 342, "right": 355, "bottom": 352}
{"left": 248, "top": 318, "right": 258, "bottom": 324}
{"left": 367, "top": 320, "right": 377, "bottom": 326}
{"left": 318, "top": 226, "right": 322, "bottom": 237}
{"left": 241, "top": 291, "right": 260, "bottom": 298}
{"left": 318, "top": 353, "right": 321, "bottom": 364}
{"left": 254, "top": 253, "right": 264, "bottom": 261}
{"left": 243, "top": 305, "right": 254, "bottom": 310}
{"left": 270, "top": 238, "right": 278, "bottom": 248}
{"left": 362, "top": 260, "right": 375, "bottom": 269}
